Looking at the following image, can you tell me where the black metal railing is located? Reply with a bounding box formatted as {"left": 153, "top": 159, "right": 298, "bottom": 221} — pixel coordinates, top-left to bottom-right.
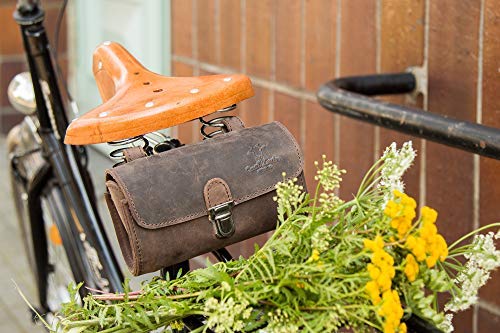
{"left": 317, "top": 73, "right": 500, "bottom": 160}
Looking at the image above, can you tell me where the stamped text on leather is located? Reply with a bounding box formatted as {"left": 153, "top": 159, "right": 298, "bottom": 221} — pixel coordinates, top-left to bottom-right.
{"left": 245, "top": 143, "right": 281, "bottom": 174}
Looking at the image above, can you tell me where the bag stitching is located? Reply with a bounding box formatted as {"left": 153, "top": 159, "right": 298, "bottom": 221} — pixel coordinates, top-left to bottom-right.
{"left": 205, "top": 178, "right": 231, "bottom": 208}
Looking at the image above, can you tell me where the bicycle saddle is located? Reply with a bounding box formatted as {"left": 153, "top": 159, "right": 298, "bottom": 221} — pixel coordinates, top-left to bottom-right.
{"left": 64, "top": 42, "right": 254, "bottom": 145}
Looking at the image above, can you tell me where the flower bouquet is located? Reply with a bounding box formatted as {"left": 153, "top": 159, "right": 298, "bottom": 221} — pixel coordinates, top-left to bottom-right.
{"left": 40, "top": 142, "right": 499, "bottom": 333}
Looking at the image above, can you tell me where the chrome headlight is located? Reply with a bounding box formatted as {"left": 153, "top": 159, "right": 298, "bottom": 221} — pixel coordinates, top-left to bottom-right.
{"left": 8, "top": 72, "right": 36, "bottom": 115}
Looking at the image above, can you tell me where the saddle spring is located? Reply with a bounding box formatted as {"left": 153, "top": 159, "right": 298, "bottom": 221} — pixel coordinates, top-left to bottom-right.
{"left": 107, "top": 104, "right": 237, "bottom": 164}
{"left": 199, "top": 104, "right": 237, "bottom": 139}
{"left": 107, "top": 131, "right": 182, "bottom": 165}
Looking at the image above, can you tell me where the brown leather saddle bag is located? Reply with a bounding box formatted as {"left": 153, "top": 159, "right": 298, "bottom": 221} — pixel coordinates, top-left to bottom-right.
{"left": 104, "top": 120, "right": 306, "bottom": 275}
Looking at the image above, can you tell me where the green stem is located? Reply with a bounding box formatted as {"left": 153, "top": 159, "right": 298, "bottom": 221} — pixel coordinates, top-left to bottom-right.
{"left": 448, "top": 222, "right": 500, "bottom": 250}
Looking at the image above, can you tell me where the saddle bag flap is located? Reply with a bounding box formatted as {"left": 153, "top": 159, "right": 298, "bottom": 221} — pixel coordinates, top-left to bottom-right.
{"left": 104, "top": 121, "right": 306, "bottom": 275}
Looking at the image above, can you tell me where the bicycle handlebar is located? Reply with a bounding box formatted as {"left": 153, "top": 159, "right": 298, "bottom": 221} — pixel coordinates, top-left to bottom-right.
{"left": 317, "top": 73, "right": 500, "bottom": 160}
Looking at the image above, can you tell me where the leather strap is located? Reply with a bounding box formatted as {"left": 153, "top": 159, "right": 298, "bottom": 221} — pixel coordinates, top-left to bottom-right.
{"left": 123, "top": 146, "right": 147, "bottom": 163}
{"left": 203, "top": 178, "right": 233, "bottom": 209}
{"left": 221, "top": 116, "right": 245, "bottom": 132}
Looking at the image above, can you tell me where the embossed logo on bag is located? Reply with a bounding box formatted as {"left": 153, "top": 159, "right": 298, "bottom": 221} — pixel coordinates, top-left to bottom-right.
{"left": 245, "top": 143, "right": 281, "bottom": 173}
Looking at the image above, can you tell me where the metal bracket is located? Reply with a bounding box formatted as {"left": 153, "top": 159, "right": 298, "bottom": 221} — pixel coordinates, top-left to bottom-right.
{"left": 406, "top": 66, "right": 428, "bottom": 104}
{"left": 208, "top": 201, "right": 235, "bottom": 238}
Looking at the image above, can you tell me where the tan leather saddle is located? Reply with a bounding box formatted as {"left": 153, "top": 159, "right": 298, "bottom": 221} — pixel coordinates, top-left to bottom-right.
{"left": 64, "top": 42, "right": 254, "bottom": 145}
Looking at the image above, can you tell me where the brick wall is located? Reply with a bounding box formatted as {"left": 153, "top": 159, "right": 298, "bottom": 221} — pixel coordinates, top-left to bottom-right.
{"left": 171, "top": 1, "right": 500, "bottom": 332}
{"left": 0, "top": 0, "right": 67, "bottom": 135}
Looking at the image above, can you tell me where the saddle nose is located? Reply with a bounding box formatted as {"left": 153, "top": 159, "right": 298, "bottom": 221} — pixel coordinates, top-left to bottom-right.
{"left": 64, "top": 42, "right": 254, "bottom": 145}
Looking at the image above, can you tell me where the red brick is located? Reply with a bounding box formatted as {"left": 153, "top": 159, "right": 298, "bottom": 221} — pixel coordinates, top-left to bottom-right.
{"left": 219, "top": 0, "right": 241, "bottom": 70}
{"left": 0, "top": 4, "right": 24, "bottom": 55}
{"left": 197, "top": 0, "right": 217, "bottom": 63}
{"left": 337, "top": 0, "right": 376, "bottom": 198}
{"left": 238, "top": 85, "right": 270, "bottom": 127}
{"left": 379, "top": 0, "right": 425, "bottom": 199}
{"left": 478, "top": 306, "right": 500, "bottom": 333}
{"left": 245, "top": 0, "right": 273, "bottom": 78}
{"left": 427, "top": 3, "right": 481, "bottom": 331}
{"left": 478, "top": 0, "right": 500, "bottom": 307}
{"left": 304, "top": 0, "right": 337, "bottom": 91}
{"left": 275, "top": 0, "right": 301, "bottom": 87}
{"left": 274, "top": 92, "right": 301, "bottom": 142}
{"left": 171, "top": 0, "right": 193, "bottom": 57}
{"left": 304, "top": 101, "right": 335, "bottom": 189}
{"left": 171, "top": 61, "right": 195, "bottom": 144}
{"left": 171, "top": 61, "right": 193, "bottom": 77}
{"left": 0, "top": 4, "right": 67, "bottom": 55}
{"left": 380, "top": 0, "right": 425, "bottom": 72}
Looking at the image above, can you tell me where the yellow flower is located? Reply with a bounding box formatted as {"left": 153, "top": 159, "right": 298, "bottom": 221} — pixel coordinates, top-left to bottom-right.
{"left": 404, "top": 254, "right": 419, "bottom": 282}
{"left": 377, "top": 272, "right": 392, "bottom": 291}
{"left": 364, "top": 235, "right": 385, "bottom": 252}
{"left": 378, "top": 290, "right": 404, "bottom": 333}
{"left": 435, "top": 234, "right": 449, "bottom": 260}
{"left": 365, "top": 281, "right": 381, "bottom": 304}
{"left": 367, "top": 263, "right": 381, "bottom": 280}
{"left": 421, "top": 206, "right": 438, "bottom": 224}
{"left": 420, "top": 221, "right": 438, "bottom": 241}
{"left": 385, "top": 192, "right": 417, "bottom": 239}
{"left": 384, "top": 201, "right": 402, "bottom": 218}
{"left": 308, "top": 249, "right": 320, "bottom": 262}
{"left": 399, "top": 323, "right": 407, "bottom": 333}
{"left": 406, "top": 235, "right": 427, "bottom": 262}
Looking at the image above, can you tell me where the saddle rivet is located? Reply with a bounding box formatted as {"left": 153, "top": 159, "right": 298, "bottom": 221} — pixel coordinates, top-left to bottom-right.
{"left": 223, "top": 77, "right": 232, "bottom": 82}
{"left": 145, "top": 101, "right": 154, "bottom": 108}
{"left": 98, "top": 61, "right": 103, "bottom": 70}
{"left": 190, "top": 88, "right": 200, "bottom": 94}
{"left": 103, "top": 41, "right": 111, "bottom": 46}
{"left": 99, "top": 112, "right": 108, "bottom": 118}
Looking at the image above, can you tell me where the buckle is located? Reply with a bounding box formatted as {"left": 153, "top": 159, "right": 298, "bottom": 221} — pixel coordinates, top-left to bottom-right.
{"left": 208, "top": 201, "right": 235, "bottom": 238}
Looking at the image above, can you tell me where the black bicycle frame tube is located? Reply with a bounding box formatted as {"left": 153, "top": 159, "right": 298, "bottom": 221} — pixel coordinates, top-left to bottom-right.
{"left": 14, "top": 3, "right": 123, "bottom": 292}
{"left": 317, "top": 73, "right": 500, "bottom": 159}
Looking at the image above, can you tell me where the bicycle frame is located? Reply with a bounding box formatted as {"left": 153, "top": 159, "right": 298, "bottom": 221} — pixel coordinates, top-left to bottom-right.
{"left": 12, "top": 0, "right": 123, "bottom": 304}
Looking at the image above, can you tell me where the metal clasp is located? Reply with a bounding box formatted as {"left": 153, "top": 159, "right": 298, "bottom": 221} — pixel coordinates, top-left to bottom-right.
{"left": 208, "top": 201, "right": 235, "bottom": 238}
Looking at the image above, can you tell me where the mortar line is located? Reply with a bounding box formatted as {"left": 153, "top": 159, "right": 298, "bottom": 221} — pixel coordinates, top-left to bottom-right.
{"left": 478, "top": 299, "right": 500, "bottom": 317}
{"left": 191, "top": 0, "right": 199, "bottom": 141}
{"left": 172, "top": 55, "right": 317, "bottom": 101}
{"left": 300, "top": 0, "right": 307, "bottom": 157}
{"left": 374, "top": 0, "right": 382, "bottom": 162}
{"left": 419, "top": 0, "right": 431, "bottom": 207}
{"left": 240, "top": 0, "right": 247, "bottom": 73}
{"left": 333, "top": 0, "right": 342, "bottom": 166}
{"left": 473, "top": 2, "right": 485, "bottom": 332}
{"left": 215, "top": 0, "right": 221, "bottom": 65}
{"left": 269, "top": 1, "right": 277, "bottom": 122}
{"left": 300, "top": 0, "right": 306, "bottom": 89}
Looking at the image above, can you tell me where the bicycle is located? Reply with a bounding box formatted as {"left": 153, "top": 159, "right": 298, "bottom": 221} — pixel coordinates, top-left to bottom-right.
{"left": 9, "top": 1, "right": 499, "bottom": 333}
{"left": 7, "top": 1, "right": 238, "bottom": 327}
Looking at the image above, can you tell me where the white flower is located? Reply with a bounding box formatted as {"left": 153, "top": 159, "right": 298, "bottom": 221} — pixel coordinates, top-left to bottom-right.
{"left": 274, "top": 175, "right": 305, "bottom": 214}
{"left": 445, "top": 232, "right": 500, "bottom": 312}
{"left": 311, "top": 225, "right": 333, "bottom": 252}
{"left": 204, "top": 297, "right": 252, "bottom": 333}
{"left": 438, "top": 314, "right": 454, "bottom": 333}
{"left": 314, "top": 156, "right": 346, "bottom": 192}
{"left": 379, "top": 141, "right": 416, "bottom": 205}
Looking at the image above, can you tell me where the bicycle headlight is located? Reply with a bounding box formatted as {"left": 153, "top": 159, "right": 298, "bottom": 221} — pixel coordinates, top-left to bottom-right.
{"left": 8, "top": 72, "right": 36, "bottom": 115}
